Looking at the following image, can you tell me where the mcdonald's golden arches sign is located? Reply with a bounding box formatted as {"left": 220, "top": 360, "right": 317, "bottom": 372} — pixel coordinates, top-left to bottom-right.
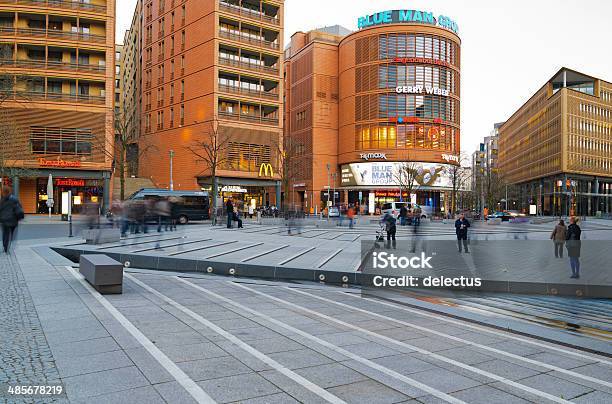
{"left": 258, "top": 163, "right": 274, "bottom": 177}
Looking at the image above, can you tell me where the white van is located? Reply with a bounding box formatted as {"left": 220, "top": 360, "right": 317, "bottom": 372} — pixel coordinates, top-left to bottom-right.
{"left": 381, "top": 202, "right": 432, "bottom": 218}
{"left": 380, "top": 202, "right": 409, "bottom": 218}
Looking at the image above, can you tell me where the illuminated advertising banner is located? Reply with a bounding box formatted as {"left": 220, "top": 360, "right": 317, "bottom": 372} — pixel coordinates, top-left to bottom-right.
{"left": 341, "top": 162, "right": 454, "bottom": 188}
{"left": 357, "top": 10, "right": 458, "bottom": 33}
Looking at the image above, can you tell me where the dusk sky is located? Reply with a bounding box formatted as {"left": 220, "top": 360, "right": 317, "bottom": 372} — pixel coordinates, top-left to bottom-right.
{"left": 116, "top": 0, "right": 612, "bottom": 155}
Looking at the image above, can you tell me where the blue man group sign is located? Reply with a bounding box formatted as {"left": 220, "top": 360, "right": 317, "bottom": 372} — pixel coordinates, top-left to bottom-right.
{"left": 357, "top": 10, "right": 458, "bottom": 34}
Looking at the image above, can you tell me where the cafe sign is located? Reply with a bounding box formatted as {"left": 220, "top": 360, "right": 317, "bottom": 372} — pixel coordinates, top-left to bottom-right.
{"left": 38, "top": 158, "right": 81, "bottom": 168}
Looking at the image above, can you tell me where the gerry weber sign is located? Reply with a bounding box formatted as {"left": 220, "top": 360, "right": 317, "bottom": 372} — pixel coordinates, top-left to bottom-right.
{"left": 357, "top": 10, "right": 458, "bottom": 33}
{"left": 396, "top": 85, "right": 450, "bottom": 97}
{"left": 360, "top": 153, "right": 387, "bottom": 161}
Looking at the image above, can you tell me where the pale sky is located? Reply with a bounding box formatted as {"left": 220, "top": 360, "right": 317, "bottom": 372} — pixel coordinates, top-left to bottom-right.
{"left": 116, "top": 0, "right": 612, "bottom": 154}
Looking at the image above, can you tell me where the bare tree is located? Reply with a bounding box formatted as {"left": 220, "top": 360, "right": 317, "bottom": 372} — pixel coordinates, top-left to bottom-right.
{"left": 272, "top": 135, "right": 304, "bottom": 213}
{"left": 393, "top": 158, "right": 420, "bottom": 201}
{"left": 113, "top": 106, "right": 155, "bottom": 200}
{"left": 444, "top": 153, "right": 470, "bottom": 214}
{"left": 0, "top": 109, "right": 40, "bottom": 182}
{"left": 187, "top": 117, "right": 232, "bottom": 225}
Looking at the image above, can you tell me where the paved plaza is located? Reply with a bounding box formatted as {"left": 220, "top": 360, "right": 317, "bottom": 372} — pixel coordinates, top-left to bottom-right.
{"left": 1, "top": 219, "right": 612, "bottom": 403}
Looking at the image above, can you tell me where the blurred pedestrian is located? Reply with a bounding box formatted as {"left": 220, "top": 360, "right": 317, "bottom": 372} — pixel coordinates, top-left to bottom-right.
{"left": 169, "top": 196, "right": 179, "bottom": 230}
{"left": 83, "top": 201, "right": 100, "bottom": 229}
{"left": 248, "top": 203, "right": 254, "bottom": 219}
{"left": 155, "top": 197, "right": 172, "bottom": 232}
{"left": 226, "top": 197, "right": 233, "bottom": 228}
{"left": 566, "top": 217, "right": 582, "bottom": 279}
{"left": 381, "top": 212, "right": 396, "bottom": 249}
{"left": 455, "top": 213, "right": 470, "bottom": 253}
{"left": 0, "top": 186, "right": 24, "bottom": 253}
{"left": 399, "top": 204, "right": 408, "bottom": 226}
{"left": 550, "top": 219, "right": 566, "bottom": 258}
{"left": 233, "top": 202, "right": 243, "bottom": 228}
{"left": 347, "top": 205, "right": 355, "bottom": 229}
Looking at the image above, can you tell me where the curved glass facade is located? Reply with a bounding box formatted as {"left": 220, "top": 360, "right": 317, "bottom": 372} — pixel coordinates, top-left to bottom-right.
{"left": 351, "top": 29, "right": 460, "bottom": 153}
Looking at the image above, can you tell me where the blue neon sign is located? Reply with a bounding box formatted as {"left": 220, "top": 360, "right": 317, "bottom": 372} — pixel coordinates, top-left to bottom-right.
{"left": 357, "top": 10, "right": 459, "bottom": 34}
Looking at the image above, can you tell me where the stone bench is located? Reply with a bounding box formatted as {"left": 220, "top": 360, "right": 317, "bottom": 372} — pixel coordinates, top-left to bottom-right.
{"left": 82, "top": 228, "right": 121, "bottom": 245}
{"left": 487, "top": 218, "right": 502, "bottom": 225}
{"left": 79, "top": 254, "right": 123, "bottom": 294}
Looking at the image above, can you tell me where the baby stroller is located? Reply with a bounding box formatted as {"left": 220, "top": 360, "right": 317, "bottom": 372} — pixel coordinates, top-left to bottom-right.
{"left": 376, "top": 222, "right": 386, "bottom": 241}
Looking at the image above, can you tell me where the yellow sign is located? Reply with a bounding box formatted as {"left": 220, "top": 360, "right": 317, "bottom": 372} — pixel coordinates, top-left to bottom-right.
{"left": 258, "top": 163, "right": 274, "bottom": 177}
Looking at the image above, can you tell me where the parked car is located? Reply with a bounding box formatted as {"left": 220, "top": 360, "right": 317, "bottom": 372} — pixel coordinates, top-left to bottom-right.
{"left": 487, "top": 211, "right": 512, "bottom": 221}
{"left": 128, "top": 188, "right": 210, "bottom": 224}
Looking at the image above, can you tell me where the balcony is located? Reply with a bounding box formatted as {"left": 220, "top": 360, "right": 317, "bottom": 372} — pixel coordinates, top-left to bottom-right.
{"left": 218, "top": 56, "right": 279, "bottom": 75}
{"left": 0, "top": 0, "right": 107, "bottom": 14}
{"left": 219, "top": 30, "right": 279, "bottom": 50}
{"left": 13, "top": 91, "right": 106, "bottom": 105}
{"left": 218, "top": 83, "right": 278, "bottom": 101}
{"left": 0, "top": 26, "right": 106, "bottom": 44}
{"left": 0, "top": 59, "right": 106, "bottom": 75}
{"left": 218, "top": 110, "right": 278, "bottom": 125}
{"left": 218, "top": 1, "right": 280, "bottom": 26}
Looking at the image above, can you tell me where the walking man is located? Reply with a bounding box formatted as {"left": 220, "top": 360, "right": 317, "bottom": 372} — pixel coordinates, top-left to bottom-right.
{"left": 226, "top": 197, "right": 234, "bottom": 229}
{"left": 455, "top": 213, "right": 470, "bottom": 253}
{"left": 381, "top": 212, "right": 397, "bottom": 249}
{"left": 0, "top": 185, "right": 24, "bottom": 253}
{"left": 566, "top": 216, "right": 582, "bottom": 279}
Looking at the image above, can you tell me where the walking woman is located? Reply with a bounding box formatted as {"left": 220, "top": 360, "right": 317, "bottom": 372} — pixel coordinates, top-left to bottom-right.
{"left": 565, "top": 217, "right": 582, "bottom": 279}
{"left": 0, "top": 186, "right": 24, "bottom": 253}
{"left": 550, "top": 219, "right": 566, "bottom": 258}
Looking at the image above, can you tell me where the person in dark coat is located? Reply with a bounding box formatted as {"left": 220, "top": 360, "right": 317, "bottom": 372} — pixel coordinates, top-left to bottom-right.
{"left": 226, "top": 197, "right": 234, "bottom": 229}
{"left": 399, "top": 205, "right": 408, "bottom": 226}
{"left": 455, "top": 213, "right": 470, "bottom": 253}
{"left": 550, "top": 220, "right": 566, "bottom": 258}
{"left": 381, "top": 212, "right": 397, "bottom": 249}
{"left": 565, "top": 217, "right": 582, "bottom": 279}
{"left": 0, "top": 186, "right": 24, "bottom": 253}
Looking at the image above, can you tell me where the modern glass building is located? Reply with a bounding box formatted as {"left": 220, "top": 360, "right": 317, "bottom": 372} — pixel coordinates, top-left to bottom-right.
{"left": 285, "top": 10, "right": 461, "bottom": 213}
{"left": 498, "top": 68, "right": 612, "bottom": 216}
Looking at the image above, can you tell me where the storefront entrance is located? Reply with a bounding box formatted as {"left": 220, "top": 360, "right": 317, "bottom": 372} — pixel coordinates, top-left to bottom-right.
{"left": 36, "top": 177, "right": 103, "bottom": 215}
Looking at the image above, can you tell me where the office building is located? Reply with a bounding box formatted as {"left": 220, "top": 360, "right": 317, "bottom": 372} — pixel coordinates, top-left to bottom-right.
{"left": 138, "top": 0, "right": 284, "bottom": 208}
{"left": 498, "top": 68, "right": 612, "bottom": 216}
{"left": 0, "top": 0, "right": 116, "bottom": 214}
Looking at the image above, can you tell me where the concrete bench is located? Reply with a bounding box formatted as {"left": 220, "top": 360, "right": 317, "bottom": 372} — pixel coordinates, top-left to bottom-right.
{"left": 82, "top": 228, "right": 121, "bottom": 245}
{"left": 487, "top": 218, "right": 502, "bottom": 225}
{"left": 79, "top": 254, "right": 123, "bottom": 294}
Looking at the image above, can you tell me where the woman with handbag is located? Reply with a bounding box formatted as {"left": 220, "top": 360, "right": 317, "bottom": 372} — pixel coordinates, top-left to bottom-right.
{"left": 0, "top": 185, "right": 25, "bottom": 253}
{"left": 565, "top": 217, "right": 582, "bottom": 279}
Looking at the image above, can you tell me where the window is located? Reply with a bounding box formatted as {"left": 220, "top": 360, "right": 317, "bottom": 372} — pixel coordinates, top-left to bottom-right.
{"left": 180, "top": 104, "right": 184, "bottom": 124}
{"left": 181, "top": 31, "right": 185, "bottom": 46}
{"left": 30, "top": 126, "right": 93, "bottom": 155}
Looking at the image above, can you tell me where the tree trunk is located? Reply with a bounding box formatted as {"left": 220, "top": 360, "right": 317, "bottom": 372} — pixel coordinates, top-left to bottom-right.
{"left": 211, "top": 167, "right": 217, "bottom": 226}
{"left": 119, "top": 148, "right": 126, "bottom": 201}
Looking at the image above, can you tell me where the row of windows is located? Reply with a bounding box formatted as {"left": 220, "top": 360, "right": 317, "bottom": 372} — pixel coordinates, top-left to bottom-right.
{"left": 30, "top": 126, "right": 93, "bottom": 155}
{"left": 569, "top": 134, "right": 612, "bottom": 155}
{"left": 378, "top": 64, "right": 458, "bottom": 94}
{"left": 568, "top": 153, "right": 612, "bottom": 173}
{"left": 578, "top": 103, "right": 612, "bottom": 120}
{"left": 602, "top": 90, "right": 612, "bottom": 103}
{"left": 355, "top": 123, "right": 458, "bottom": 151}
{"left": 379, "top": 34, "right": 459, "bottom": 66}
{"left": 377, "top": 94, "right": 459, "bottom": 123}
{"left": 144, "top": 105, "right": 185, "bottom": 130}
{"left": 569, "top": 116, "right": 612, "bottom": 137}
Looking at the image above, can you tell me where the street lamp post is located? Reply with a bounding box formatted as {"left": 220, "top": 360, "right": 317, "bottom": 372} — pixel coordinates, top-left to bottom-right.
{"left": 326, "top": 163, "right": 330, "bottom": 218}
{"left": 169, "top": 149, "right": 174, "bottom": 191}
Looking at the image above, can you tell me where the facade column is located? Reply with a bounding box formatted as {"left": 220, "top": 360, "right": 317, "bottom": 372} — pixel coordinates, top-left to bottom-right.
{"left": 11, "top": 176, "right": 19, "bottom": 199}
{"left": 593, "top": 177, "right": 599, "bottom": 215}
{"left": 275, "top": 181, "right": 281, "bottom": 209}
